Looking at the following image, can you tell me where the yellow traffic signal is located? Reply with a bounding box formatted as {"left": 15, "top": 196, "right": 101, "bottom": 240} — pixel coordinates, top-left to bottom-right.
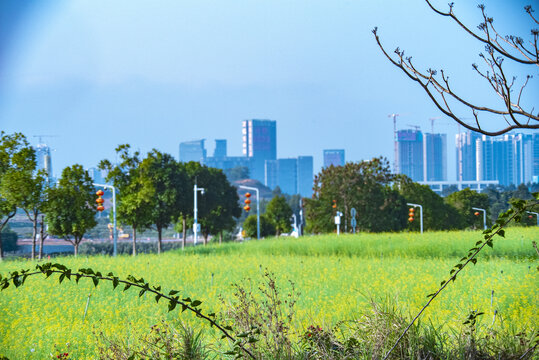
{"left": 96, "top": 190, "right": 105, "bottom": 212}
{"left": 408, "top": 207, "right": 415, "bottom": 222}
{"left": 244, "top": 192, "right": 252, "bottom": 212}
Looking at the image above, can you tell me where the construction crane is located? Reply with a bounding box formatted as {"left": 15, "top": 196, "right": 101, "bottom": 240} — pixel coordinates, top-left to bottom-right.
{"left": 406, "top": 124, "right": 421, "bottom": 131}
{"left": 429, "top": 117, "right": 440, "bottom": 133}
{"left": 33, "top": 135, "right": 58, "bottom": 144}
{"left": 388, "top": 114, "right": 400, "bottom": 174}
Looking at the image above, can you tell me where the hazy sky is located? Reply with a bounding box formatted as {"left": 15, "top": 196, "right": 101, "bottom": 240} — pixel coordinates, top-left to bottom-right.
{"left": 1, "top": 0, "right": 537, "bottom": 180}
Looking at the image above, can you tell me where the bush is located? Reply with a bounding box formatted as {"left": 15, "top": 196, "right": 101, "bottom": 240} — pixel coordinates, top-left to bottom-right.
{"left": 243, "top": 214, "right": 275, "bottom": 238}
{"left": 1, "top": 228, "right": 18, "bottom": 252}
{"left": 79, "top": 241, "right": 185, "bottom": 256}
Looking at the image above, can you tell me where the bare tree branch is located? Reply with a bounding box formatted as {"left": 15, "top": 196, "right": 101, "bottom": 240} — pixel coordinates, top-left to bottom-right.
{"left": 373, "top": 1, "right": 539, "bottom": 136}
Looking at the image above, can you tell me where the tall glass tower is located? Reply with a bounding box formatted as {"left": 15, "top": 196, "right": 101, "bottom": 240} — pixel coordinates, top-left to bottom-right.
{"left": 423, "top": 133, "right": 447, "bottom": 181}
{"left": 397, "top": 129, "right": 423, "bottom": 181}
{"left": 242, "top": 119, "right": 277, "bottom": 183}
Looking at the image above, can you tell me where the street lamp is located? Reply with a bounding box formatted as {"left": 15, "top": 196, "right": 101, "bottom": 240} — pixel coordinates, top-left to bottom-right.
{"left": 193, "top": 182, "right": 205, "bottom": 246}
{"left": 291, "top": 213, "right": 297, "bottom": 237}
{"left": 335, "top": 211, "right": 343, "bottom": 235}
{"left": 407, "top": 203, "right": 423, "bottom": 234}
{"left": 239, "top": 185, "right": 260, "bottom": 240}
{"left": 472, "top": 207, "right": 487, "bottom": 230}
{"left": 94, "top": 183, "right": 118, "bottom": 256}
{"left": 526, "top": 211, "right": 539, "bottom": 226}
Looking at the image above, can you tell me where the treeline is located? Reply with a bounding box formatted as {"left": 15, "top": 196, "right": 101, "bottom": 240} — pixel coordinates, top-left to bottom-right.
{"left": 0, "top": 133, "right": 241, "bottom": 260}
{"left": 303, "top": 158, "right": 538, "bottom": 233}
{"left": 2, "top": 131, "right": 536, "bottom": 261}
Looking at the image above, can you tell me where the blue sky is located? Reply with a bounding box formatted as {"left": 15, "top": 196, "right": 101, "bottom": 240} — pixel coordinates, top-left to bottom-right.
{"left": 0, "top": 0, "right": 537, "bottom": 179}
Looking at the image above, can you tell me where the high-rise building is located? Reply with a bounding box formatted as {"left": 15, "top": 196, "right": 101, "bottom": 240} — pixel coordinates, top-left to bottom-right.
{"left": 264, "top": 160, "right": 278, "bottom": 190}
{"left": 323, "top": 149, "right": 345, "bottom": 168}
{"left": 477, "top": 133, "right": 534, "bottom": 186}
{"left": 476, "top": 135, "right": 513, "bottom": 185}
{"left": 242, "top": 119, "right": 277, "bottom": 182}
{"left": 455, "top": 130, "right": 481, "bottom": 181}
{"left": 213, "top": 139, "right": 227, "bottom": 158}
{"left": 513, "top": 133, "right": 534, "bottom": 185}
{"left": 297, "top": 156, "right": 314, "bottom": 197}
{"left": 33, "top": 143, "right": 53, "bottom": 181}
{"left": 397, "top": 129, "right": 423, "bottom": 181}
{"left": 423, "top": 133, "right": 447, "bottom": 181}
{"left": 264, "top": 156, "right": 313, "bottom": 196}
{"left": 179, "top": 139, "right": 207, "bottom": 163}
{"left": 277, "top": 158, "right": 298, "bottom": 195}
{"left": 264, "top": 158, "right": 297, "bottom": 195}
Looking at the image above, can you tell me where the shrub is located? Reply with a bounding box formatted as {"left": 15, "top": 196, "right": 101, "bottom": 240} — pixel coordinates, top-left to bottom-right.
{"left": 95, "top": 321, "right": 211, "bottom": 359}
{"left": 78, "top": 241, "right": 185, "bottom": 256}
{"left": 243, "top": 214, "right": 275, "bottom": 238}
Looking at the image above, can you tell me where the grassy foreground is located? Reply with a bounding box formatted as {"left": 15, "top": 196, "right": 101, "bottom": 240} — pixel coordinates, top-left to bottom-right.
{"left": 0, "top": 228, "right": 537, "bottom": 359}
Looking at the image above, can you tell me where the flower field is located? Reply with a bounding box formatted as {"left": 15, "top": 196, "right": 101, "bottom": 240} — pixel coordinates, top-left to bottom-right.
{"left": 0, "top": 228, "right": 537, "bottom": 359}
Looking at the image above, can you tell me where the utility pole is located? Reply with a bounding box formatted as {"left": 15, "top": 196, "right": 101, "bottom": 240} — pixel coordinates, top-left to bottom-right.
{"left": 193, "top": 182, "right": 205, "bottom": 246}
{"left": 472, "top": 207, "right": 487, "bottom": 230}
{"left": 94, "top": 183, "right": 118, "bottom": 256}
{"left": 407, "top": 203, "right": 423, "bottom": 234}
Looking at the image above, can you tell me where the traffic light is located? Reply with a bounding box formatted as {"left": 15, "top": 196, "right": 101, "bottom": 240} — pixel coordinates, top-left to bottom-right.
{"left": 408, "top": 207, "right": 415, "bottom": 222}
{"left": 96, "top": 189, "right": 105, "bottom": 212}
{"left": 244, "top": 192, "right": 251, "bottom": 212}
{"left": 474, "top": 211, "right": 480, "bottom": 216}
{"left": 332, "top": 199, "right": 337, "bottom": 209}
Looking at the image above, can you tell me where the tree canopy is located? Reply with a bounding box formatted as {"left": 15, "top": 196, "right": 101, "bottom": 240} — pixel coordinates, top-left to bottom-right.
{"left": 140, "top": 150, "right": 190, "bottom": 253}
{"left": 184, "top": 162, "right": 241, "bottom": 244}
{"left": 0, "top": 132, "right": 36, "bottom": 260}
{"left": 305, "top": 158, "right": 408, "bottom": 233}
{"left": 46, "top": 165, "right": 97, "bottom": 256}
{"left": 99, "top": 144, "right": 154, "bottom": 256}
{"left": 266, "top": 195, "right": 293, "bottom": 236}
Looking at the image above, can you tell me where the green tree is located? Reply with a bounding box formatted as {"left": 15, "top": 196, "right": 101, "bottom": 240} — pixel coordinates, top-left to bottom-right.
{"left": 0, "top": 132, "right": 36, "bottom": 261}
{"left": 201, "top": 167, "right": 241, "bottom": 244}
{"left": 141, "top": 150, "right": 190, "bottom": 254}
{"left": 3, "top": 169, "right": 49, "bottom": 259}
{"left": 445, "top": 188, "right": 490, "bottom": 229}
{"left": 397, "top": 177, "right": 461, "bottom": 231}
{"left": 184, "top": 163, "right": 241, "bottom": 245}
{"left": 304, "top": 158, "right": 407, "bottom": 233}
{"left": 45, "top": 165, "right": 97, "bottom": 256}
{"left": 243, "top": 214, "right": 275, "bottom": 238}
{"left": 266, "top": 195, "right": 292, "bottom": 236}
{"left": 99, "top": 144, "right": 153, "bottom": 256}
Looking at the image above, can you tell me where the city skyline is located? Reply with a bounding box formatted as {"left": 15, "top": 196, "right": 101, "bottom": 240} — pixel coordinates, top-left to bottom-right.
{"left": 1, "top": 1, "right": 537, "bottom": 179}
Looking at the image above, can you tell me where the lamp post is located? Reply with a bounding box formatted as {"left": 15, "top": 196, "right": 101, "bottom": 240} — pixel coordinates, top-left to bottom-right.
{"left": 193, "top": 182, "right": 205, "bottom": 246}
{"left": 94, "top": 183, "right": 118, "bottom": 256}
{"left": 298, "top": 198, "right": 303, "bottom": 236}
{"left": 407, "top": 203, "right": 423, "bottom": 234}
{"left": 526, "top": 211, "right": 539, "bottom": 226}
{"left": 472, "top": 207, "right": 487, "bottom": 230}
{"left": 335, "top": 211, "right": 343, "bottom": 235}
{"left": 239, "top": 185, "right": 260, "bottom": 240}
{"left": 291, "top": 213, "right": 297, "bottom": 237}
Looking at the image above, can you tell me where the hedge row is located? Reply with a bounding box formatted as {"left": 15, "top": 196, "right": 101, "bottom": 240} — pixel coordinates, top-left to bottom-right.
{"left": 78, "top": 241, "right": 186, "bottom": 256}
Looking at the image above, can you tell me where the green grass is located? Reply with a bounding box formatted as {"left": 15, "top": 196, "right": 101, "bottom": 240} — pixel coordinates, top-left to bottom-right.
{"left": 0, "top": 228, "right": 537, "bottom": 359}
